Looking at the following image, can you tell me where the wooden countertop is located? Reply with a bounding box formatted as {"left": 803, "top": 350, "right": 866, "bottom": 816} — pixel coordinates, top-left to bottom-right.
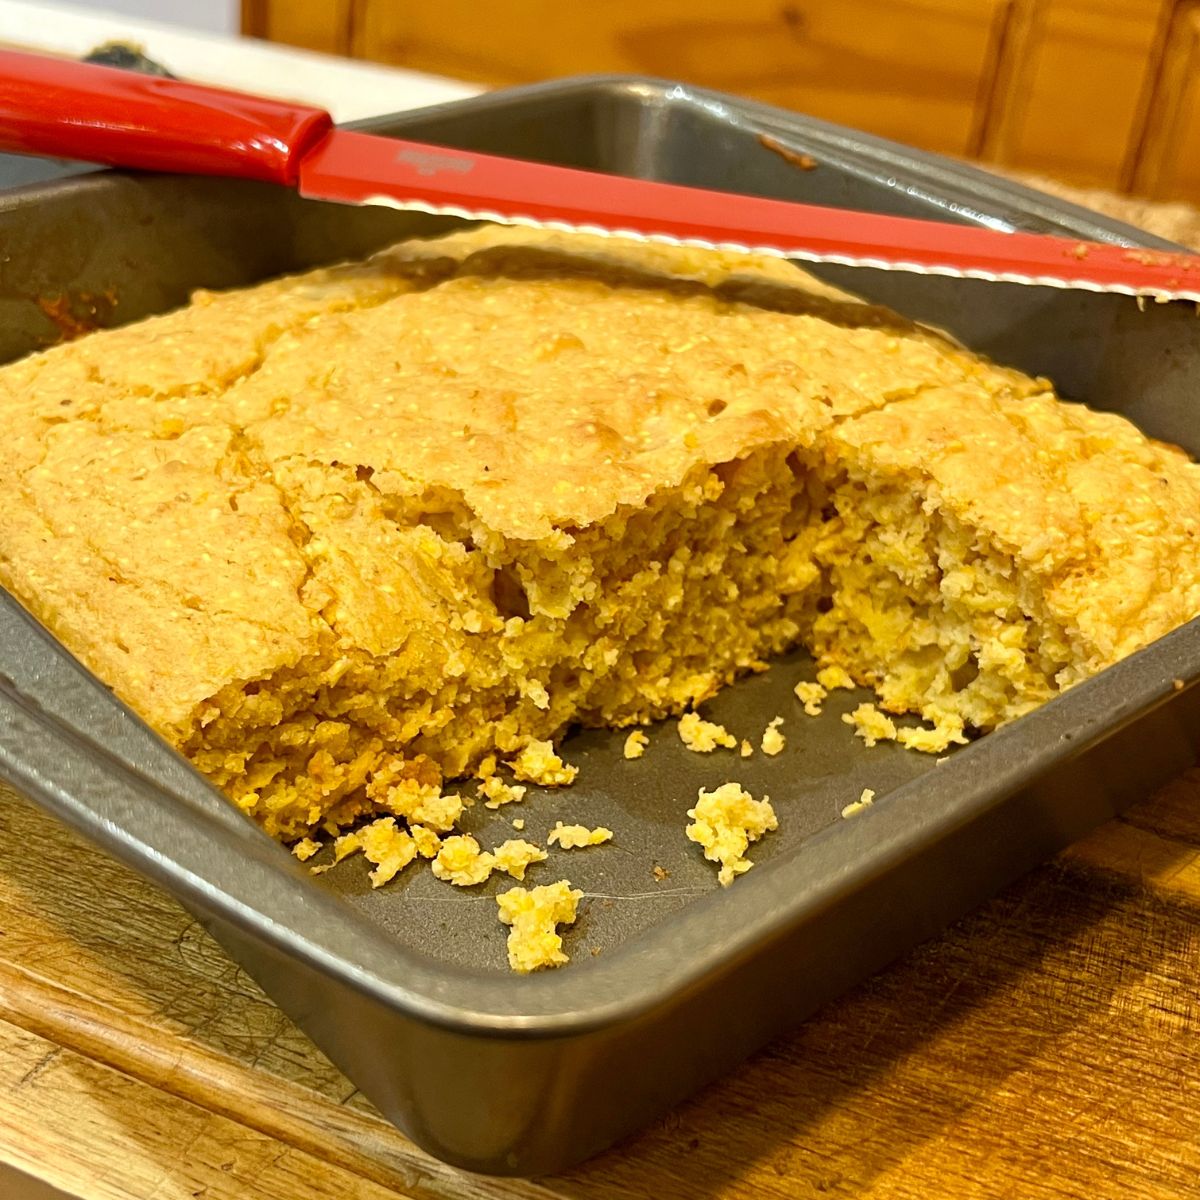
{"left": 2, "top": 185, "right": 1200, "bottom": 1200}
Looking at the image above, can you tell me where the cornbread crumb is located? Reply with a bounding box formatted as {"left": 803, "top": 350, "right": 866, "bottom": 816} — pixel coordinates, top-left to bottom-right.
{"left": 817, "top": 666, "right": 856, "bottom": 692}
{"left": 548, "top": 822, "right": 613, "bottom": 849}
{"left": 793, "top": 681, "right": 827, "bottom": 716}
{"left": 652, "top": 864, "right": 670, "bottom": 882}
{"left": 686, "top": 782, "right": 778, "bottom": 886}
{"left": 359, "top": 818, "right": 419, "bottom": 887}
{"left": 897, "top": 721, "right": 966, "bottom": 753}
{"left": 478, "top": 775, "right": 528, "bottom": 810}
{"left": 623, "top": 730, "right": 649, "bottom": 760}
{"left": 740, "top": 739, "right": 753, "bottom": 758}
{"left": 374, "top": 776, "right": 465, "bottom": 833}
{"left": 409, "top": 824, "right": 442, "bottom": 859}
{"left": 841, "top": 788, "right": 876, "bottom": 819}
{"left": 761, "top": 716, "right": 786, "bottom": 756}
{"left": 843, "top": 703, "right": 898, "bottom": 748}
{"left": 678, "top": 711, "right": 737, "bottom": 752}
{"left": 497, "top": 880, "right": 584, "bottom": 973}
{"left": 512, "top": 817, "right": 525, "bottom": 831}
{"left": 431, "top": 834, "right": 495, "bottom": 887}
{"left": 511, "top": 740, "right": 578, "bottom": 787}
{"left": 491, "top": 838, "right": 548, "bottom": 881}
{"left": 333, "top": 829, "right": 365, "bottom": 864}
{"left": 291, "top": 838, "right": 320, "bottom": 862}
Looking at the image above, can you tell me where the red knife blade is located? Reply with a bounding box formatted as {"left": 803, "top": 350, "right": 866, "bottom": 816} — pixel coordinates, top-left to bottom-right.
{"left": 0, "top": 48, "right": 1195, "bottom": 302}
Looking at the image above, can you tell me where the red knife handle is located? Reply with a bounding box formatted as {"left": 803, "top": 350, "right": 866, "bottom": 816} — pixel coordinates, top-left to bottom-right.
{"left": 0, "top": 49, "right": 332, "bottom": 185}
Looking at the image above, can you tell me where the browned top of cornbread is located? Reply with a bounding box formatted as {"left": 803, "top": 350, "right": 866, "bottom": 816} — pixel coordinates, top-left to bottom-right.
{"left": 0, "top": 225, "right": 1195, "bottom": 740}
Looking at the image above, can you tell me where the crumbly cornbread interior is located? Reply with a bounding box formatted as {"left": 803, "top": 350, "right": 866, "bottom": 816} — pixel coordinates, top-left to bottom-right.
{"left": 1, "top": 225, "right": 1197, "bottom": 841}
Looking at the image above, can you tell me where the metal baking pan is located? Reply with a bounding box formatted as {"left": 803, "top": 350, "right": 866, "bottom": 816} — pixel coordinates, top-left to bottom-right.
{"left": 0, "top": 77, "right": 1198, "bottom": 1177}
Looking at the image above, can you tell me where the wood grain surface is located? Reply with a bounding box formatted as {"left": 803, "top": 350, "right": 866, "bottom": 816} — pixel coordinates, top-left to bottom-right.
{"left": 248, "top": 0, "right": 1174, "bottom": 191}
{"left": 1, "top": 771, "right": 1199, "bottom": 1200}
{"left": 2, "top": 187, "right": 1200, "bottom": 1199}
{"left": 353, "top": 0, "right": 1010, "bottom": 157}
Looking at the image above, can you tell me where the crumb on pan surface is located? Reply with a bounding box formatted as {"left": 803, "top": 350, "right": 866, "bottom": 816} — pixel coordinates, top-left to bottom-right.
{"left": 842, "top": 788, "right": 876, "bottom": 819}
{"left": 1, "top": 223, "right": 1199, "bottom": 853}
{"left": 761, "top": 716, "right": 786, "bottom": 755}
{"left": 431, "top": 834, "right": 495, "bottom": 887}
{"left": 409, "top": 823, "right": 442, "bottom": 858}
{"left": 793, "top": 680, "right": 827, "bottom": 716}
{"left": 678, "top": 711, "right": 738, "bottom": 752}
{"left": 329, "top": 816, "right": 417, "bottom": 887}
{"left": 843, "top": 703, "right": 900, "bottom": 748}
{"left": 477, "top": 775, "right": 527, "bottom": 809}
{"left": 291, "top": 837, "right": 320, "bottom": 862}
{"left": 623, "top": 729, "right": 649, "bottom": 759}
{"left": 491, "top": 838, "right": 548, "bottom": 881}
{"left": 547, "top": 822, "right": 613, "bottom": 849}
{"left": 686, "top": 782, "right": 778, "bottom": 886}
{"left": 497, "top": 879, "right": 583, "bottom": 973}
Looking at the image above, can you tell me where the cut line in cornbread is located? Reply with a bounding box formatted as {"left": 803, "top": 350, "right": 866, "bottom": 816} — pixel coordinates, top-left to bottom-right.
{"left": 0, "top": 224, "right": 1198, "bottom": 847}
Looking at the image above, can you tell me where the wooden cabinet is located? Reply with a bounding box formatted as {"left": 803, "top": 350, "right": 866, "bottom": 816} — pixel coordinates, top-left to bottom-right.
{"left": 1132, "top": 2, "right": 1200, "bottom": 199}
{"left": 242, "top": 0, "right": 354, "bottom": 56}
{"left": 980, "top": 0, "right": 1171, "bottom": 189}
{"left": 354, "top": 0, "right": 1009, "bottom": 157}
{"left": 244, "top": 0, "right": 1200, "bottom": 202}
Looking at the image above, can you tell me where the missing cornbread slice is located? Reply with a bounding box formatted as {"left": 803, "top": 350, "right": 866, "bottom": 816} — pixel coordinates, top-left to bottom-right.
{"left": 0, "top": 225, "right": 1197, "bottom": 847}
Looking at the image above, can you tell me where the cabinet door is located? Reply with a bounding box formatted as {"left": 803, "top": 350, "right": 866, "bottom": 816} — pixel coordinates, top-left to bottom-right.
{"left": 243, "top": 0, "right": 354, "bottom": 56}
{"left": 1131, "top": 2, "right": 1200, "bottom": 201}
{"left": 978, "top": 0, "right": 1171, "bottom": 189}
{"left": 354, "top": 0, "right": 1009, "bottom": 157}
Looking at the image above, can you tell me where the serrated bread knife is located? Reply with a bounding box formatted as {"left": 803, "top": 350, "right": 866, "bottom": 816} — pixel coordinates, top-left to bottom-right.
{"left": 0, "top": 49, "right": 1196, "bottom": 301}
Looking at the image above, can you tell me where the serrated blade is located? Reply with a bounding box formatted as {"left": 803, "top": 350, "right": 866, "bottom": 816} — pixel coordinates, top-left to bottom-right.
{"left": 299, "top": 130, "right": 1200, "bottom": 302}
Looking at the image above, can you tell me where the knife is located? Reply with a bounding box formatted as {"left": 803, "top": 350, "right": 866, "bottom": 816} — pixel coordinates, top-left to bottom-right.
{"left": 0, "top": 48, "right": 1195, "bottom": 301}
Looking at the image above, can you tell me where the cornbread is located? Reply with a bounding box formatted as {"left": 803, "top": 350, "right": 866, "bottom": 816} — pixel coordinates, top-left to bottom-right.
{"left": 547, "top": 822, "right": 613, "bottom": 849}
{"left": 490, "top": 838, "right": 548, "bottom": 881}
{"left": 497, "top": 880, "right": 583, "bottom": 972}
{"left": 431, "top": 835, "right": 495, "bottom": 886}
{"left": 817, "top": 666, "right": 855, "bottom": 692}
{"left": 793, "top": 681, "right": 827, "bottom": 716}
{"left": 430, "top": 833, "right": 548, "bottom": 886}
{"left": 477, "top": 775, "right": 527, "bottom": 809}
{"left": 623, "top": 730, "right": 649, "bottom": 759}
{"left": 330, "top": 816, "right": 417, "bottom": 887}
{"left": 842, "top": 788, "right": 877, "bottom": 819}
{"left": 1, "top": 224, "right": 1199, "bottom": 849}
{"left": 761, "top": 716, "right": 786, "bottom": 755}
{"left": 686, "top": 783, "right": 778, "bottom": 885}
{"left": 510, "top": 740, "right": 578, "bottom": 787}
{"left": 678, "top": 712, "right": 738, "bottom": 753}
{"left": 410, "top": 824, "right": 442, "bottom": 858}
{"left": 843, "top": 703, "right": 899, "bottom": 748}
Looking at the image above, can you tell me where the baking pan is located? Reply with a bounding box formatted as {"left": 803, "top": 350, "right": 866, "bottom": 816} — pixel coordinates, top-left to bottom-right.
{"left": 0, "top": 77, "right": 1197, "bottom": 1177}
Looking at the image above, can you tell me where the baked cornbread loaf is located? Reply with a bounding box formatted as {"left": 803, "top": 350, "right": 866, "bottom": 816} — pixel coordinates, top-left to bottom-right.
{"left": 0, "top": 225, "right": 1197, "bottom": 841}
